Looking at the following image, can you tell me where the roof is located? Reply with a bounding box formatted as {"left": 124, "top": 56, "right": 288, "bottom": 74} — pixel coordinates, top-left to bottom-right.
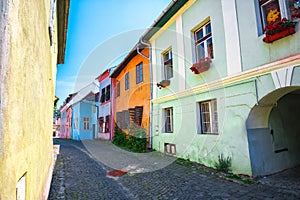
{"left": 57, "top": 0, "right": 70, "bottom": 64}
{"left": 68, "top": 82, "right": 99, "bottom": 106}
{"left": 110, "top": 43, "right": 147, "bottom": 78}
{"left": 142, "top": 0, "right": 188, "bottom": 41}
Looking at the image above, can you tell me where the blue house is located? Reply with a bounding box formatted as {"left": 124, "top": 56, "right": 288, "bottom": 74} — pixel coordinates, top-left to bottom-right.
{"left": 69, "top": 82, "right": 99, "bottom": 140}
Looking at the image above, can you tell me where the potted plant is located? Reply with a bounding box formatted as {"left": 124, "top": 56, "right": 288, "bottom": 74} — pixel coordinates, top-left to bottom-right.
{"left": 190, "top": 57, "right": 212, "bottom": 74}
{"left": 263, "top": 17, "right": 297, "bottom": 43}
{"left": 156, "top": 80, "right": 170, "bottom": 89}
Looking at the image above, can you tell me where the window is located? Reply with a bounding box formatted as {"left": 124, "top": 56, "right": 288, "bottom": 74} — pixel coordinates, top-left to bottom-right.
{"left": 116, "top": 81, "right": 120, "bottom": 97}
{"left": 105, "top": 115, "right": 110, "bottom": 132}
{"left": 83, "top": 117, "right": 90, "bottom": 130}
{"left": 198, "top": 99, "right": 218, "bottom": 134}
{"left": 162, "top": 50, "right": 173, "bottom": 79}
{"left": 164, "top": 107, "right": 173, "bottom": 133}
{"left": 194, "top": 21, "right": 213, "bottom": 62}
{"left": 106, "top": 85, "right": 110, "bottom": 101}
{"left": 74, "top": 117, "right": 78, "bottom": 130}
{"left": 100, "top": 88, "right": 105, "bottom": 103}
{"left": 125, "top": 72, "right": 130, "bottom": 90}
{"left": 136, "top": 62, "right": 143, "bottom": 84}
{"left": 129, "top": 106, "right": 143, "bottom": 126}
{"left": 257, "top": 0, "right": 300, "bottom": 34}
{"left": 92, "top": 105, "right": 97, "bottom": 113}
{"left": 49, "top": 0, "right": 56, "bottom": 45}
{"left": 100, "top": 85, "right": 110, "bottom": 103}
{"left": 99, "top": 117, "right": 104, "bottom": 133}
{"left": 16, "top": 173, "right": 26, "bottom": 200}
{"left": 116, "top": 110, "right": 130, "bottom": 129}
{"left": 165, "top": 143, "right": 176, "bottom": 154}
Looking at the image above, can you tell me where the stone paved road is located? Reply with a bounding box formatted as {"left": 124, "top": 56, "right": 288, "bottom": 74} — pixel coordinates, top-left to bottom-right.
{"left": 48, "top": 139, "right": 300, "bottom": 200}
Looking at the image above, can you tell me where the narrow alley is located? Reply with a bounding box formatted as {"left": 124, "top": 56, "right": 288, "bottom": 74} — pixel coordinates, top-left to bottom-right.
{"left": 48, "top": 139, "right": 300, "bottom": 200}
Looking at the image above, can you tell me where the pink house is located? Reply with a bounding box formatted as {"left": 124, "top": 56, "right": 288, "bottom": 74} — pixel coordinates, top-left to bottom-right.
{"left": 59, "top": 93, "right": 76, "bottom": 139}
{"left": 97, "top": 68, "right": 114, "bottom": 140}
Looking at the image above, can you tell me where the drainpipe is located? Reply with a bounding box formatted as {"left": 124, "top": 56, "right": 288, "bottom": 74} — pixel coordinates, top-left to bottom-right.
{"left": 137, "top": 40, "right": 150, "bottom": 59}
{"left": 137, "top": 38, "right": 152, "bottom": 149}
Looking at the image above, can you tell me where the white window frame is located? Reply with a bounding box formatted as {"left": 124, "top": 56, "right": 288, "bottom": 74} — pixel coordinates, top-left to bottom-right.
{"left": 163, "top": 107, "right": 174, "bottom": 133}
{"left": 83, "top": 117, "right": 90, "bottom": 130}
{"left": 162, "top": 49, "right": 173, "bottom": 80}
{"left": 193, "top": 21, "right": 213, "bottom": 62}
{"left": 197, "top": 99, "right": 218, "bottom": 134}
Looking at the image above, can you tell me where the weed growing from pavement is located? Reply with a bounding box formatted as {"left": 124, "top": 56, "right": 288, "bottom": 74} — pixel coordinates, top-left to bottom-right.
{"left": 225, "top": 174, "right": 253, "bottom": 184}
{"left": 215, "top": 154, "right": 232, "bottom": 173}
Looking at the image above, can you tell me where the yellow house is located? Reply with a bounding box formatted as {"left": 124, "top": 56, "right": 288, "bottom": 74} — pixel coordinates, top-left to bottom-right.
{"left": 0, "top": 0, "right": 69, "bottom": 199}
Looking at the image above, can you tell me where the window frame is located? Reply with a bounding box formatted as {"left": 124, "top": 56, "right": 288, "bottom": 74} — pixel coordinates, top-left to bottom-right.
{"left": 163, "top": 107, "right": 174, "bottom": 133}
{"left": 197, "top": 99, "right": 218, "bottom": 134}
{"left": 136, "top": 62, "right": 143, "bottom": 84}
{"left": 125, "top": 72, "right": 130, "bottom": 90}
{"left": 83, "top": 117, "right": 90, "bottom": 130}
{"left": 162, "top": 49, "right": 173, "bottom": 80}
{"left": 116, "top": 81, "right": 120, "bottom": 97}
{"left": 193, "top": 21, "right": 213, "bottom": 62}
{"left": 256, "top": 0, "right": 300, "bottom": 35}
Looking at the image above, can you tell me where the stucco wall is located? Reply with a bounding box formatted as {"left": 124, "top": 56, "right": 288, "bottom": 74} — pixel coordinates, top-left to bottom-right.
{"left": 0, "top": 0, "right": 57, "bottom": 199}
{"left": 114, "top": 48, "right": 151, "bottom": 130}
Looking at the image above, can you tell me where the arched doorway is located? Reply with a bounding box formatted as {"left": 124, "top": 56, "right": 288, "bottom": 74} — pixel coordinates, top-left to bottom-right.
{"left": 246, "top": 86, "right": 300, "bottom": 176}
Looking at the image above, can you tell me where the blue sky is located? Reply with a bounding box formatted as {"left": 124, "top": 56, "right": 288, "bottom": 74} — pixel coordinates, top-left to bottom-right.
{"left": 56, "top": 0, "right": 171, "bottom": 107}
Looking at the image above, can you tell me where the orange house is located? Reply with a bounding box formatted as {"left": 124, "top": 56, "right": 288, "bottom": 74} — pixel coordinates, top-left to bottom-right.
{"left": 111, "top": 44, "right": 150, "bottom": 146}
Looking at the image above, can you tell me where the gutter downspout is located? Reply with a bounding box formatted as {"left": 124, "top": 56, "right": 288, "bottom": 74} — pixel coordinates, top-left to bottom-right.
{"left": 137, "top": 38, "right": 152, "bottom": 149}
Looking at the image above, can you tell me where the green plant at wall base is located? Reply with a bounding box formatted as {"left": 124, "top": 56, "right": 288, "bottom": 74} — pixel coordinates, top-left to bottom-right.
{"left": 112, "top": 124, "right": 147, "bottom": 153}
{"left": 214, "top": 154, "right": 232, "bottom": 173}
{"left": 112, "top": 125, "right": 127, "bottom": 147}
{"left": 127, "top": 123, "right": 147, "bottom": 152}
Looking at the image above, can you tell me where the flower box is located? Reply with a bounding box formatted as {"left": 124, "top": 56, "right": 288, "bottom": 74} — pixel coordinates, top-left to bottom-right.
{"left": 190, "top": 57, "right": 211, "bottom": 74}
{"left": 263, "top": 27, "right": 295, "bottom": 43}
{"left": 157, "top": 80, "right": 170, "bottom": 89}
{"left": 263, "top": 18, "right": 297, "bottom": 43}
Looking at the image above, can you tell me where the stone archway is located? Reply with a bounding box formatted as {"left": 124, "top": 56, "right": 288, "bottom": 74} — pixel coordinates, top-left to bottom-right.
{"left": 246, "top": 86, "right": 300, "bottom": 176}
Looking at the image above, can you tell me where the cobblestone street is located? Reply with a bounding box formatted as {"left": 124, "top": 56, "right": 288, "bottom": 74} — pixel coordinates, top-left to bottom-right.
{"left": 48, "top": 139, "right": 300, "bottom": 200}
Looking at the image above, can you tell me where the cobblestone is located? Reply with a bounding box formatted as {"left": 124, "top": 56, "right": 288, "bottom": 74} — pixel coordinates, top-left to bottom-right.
{"left": 49, "top": 139, "right": 300, "bottom": 200}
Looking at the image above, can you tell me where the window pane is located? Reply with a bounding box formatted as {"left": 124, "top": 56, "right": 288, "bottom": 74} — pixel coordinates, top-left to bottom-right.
{"left": 207, "top": 37, "right": 214, "bottom": 59}
{"left": 163, "top": 50, "right": 173, "bottom": 80}
{"left": 287, "top": 0, "right": 300, "bottom": 20}
{"left": 196, "top": 43, "right": 205, "bottom": 61}
{"left": 196, "top": 29, "right": 204, "bottom": 41}
{"left": 260, "top": 0, "right": 281, "bottom": 27}
{"left": 206, "top": 23, "right": 211, "bottom": 34}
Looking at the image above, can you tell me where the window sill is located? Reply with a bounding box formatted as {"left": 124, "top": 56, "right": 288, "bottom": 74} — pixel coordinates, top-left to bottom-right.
{"left": 197, "top": 133, "right": 218, "bottom": 135}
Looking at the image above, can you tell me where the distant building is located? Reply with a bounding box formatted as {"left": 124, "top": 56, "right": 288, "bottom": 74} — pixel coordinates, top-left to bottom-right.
{"left": 0, "top": 0, "right": 70, "bottom": 199}
{"left": 69, "top": 82, "right": 99, "bottom": 140}
{"left": 97, "top": 68, "right": 114, "bottom": 140}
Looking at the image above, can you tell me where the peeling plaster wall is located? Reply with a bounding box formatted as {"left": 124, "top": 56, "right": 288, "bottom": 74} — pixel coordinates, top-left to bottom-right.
{"left": 0, "top": 0, "right": 57, "bottom": 199}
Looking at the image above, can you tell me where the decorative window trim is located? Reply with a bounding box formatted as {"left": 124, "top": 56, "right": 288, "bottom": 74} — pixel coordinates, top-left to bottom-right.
{"left": 163, "top": 107, "right": 174, "bottom": 133}
{"left": 193, "top": 20, "right": 214, "bottom": 63}
{"left": 162, "top": 48, "right": 173, "bottom": 80}
{"left": 197, "top": 99, "right": 218, "bottom": 134}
